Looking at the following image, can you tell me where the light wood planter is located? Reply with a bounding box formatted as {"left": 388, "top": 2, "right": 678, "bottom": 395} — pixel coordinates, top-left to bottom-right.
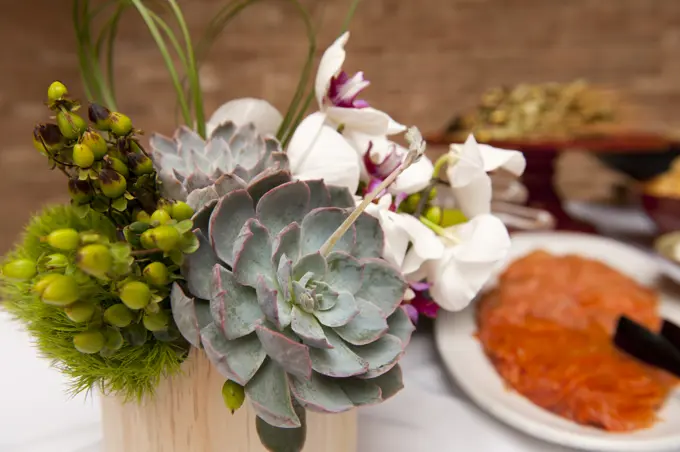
{"left": 101, "top": 350, "right": 357, "bottom": 452}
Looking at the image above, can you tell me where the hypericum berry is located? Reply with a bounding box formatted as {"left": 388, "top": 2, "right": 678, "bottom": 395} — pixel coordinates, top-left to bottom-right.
{"left": 76, "top": 244, "right": 112, "bottom": 279}
{"left": 38, "top": 274, "right": 79, "bottom": 306}
{"left": 72, "top": 143, "right": 95, "bottom": 168}
{"left": 56, "top": 111, "right": 87, "bottom": 140}
{"left": 68, "top": 179, "right": 93, "bottom": 204}
{"left": 150, "top": 209, "right": 172, "bottom": 225}
{"left": 143, "top": 262, "right": 170, "bottom": 286}
{"left": 47, "top": 81, "right": 68, "bottom": 103}
{"left": 425, "top": 206, "right": 442, "bottom": 225}
{"left": 88, "top": 103, "right": 112, "bottom": 130}
{"left": 143, "top": 310, "right": 169, "bottom": 332}
{"left": 44, "top": 253, "right": 69, "bottom": 270}
{"left": 440, "top": 209, "right": 468, "bottom": 227}
{"left": 32, "top": 124, "right": 64, "bottom": 155}
{"left": 33, "top": 274, "right": 61, "bottom": 294}
{"left": 109, "top": 112, "right": 132, "bottom": 136}
{"left": 98, "top": 169, "right": 127, "bottom": 198}
{"left": 64, "top": 301, "right": 96, "bottom": 323}
{"left": 80, "top": 130, "right": 108, "bottom": 160}
{"left": 171, "top": 201, "right": 194, "bottom": 222}
{"left": 141, "top": 226, "right": 180, "bottom": 251}
{"left": 103, "top": 303, "right": 134, "bottom": 327}
{"left": 127, "top": 152, "right": 154, "bottom": 175}
{"left": 119, "top": 281, "right": 151, "bottom": 310}
{"left": 73, "top": 330, "right": 105, "bottom": 354}
{"left": 46, "top": 228, "right": 80, "bottom": 251}
{"left": 103, "top": 156, "right": 129, "bottom": 178}
{"left": 103, "top": 327, "right": 124, "bottom": 351}
{"left": 401, "top": 193, "right": 421, "bottom": 214}
{"left": 222, "top": 380, "right": 245, "bottom": 414}
{"left": 135, "top": 211, "right": 151, "bottom": 223}
{"left": 428, "top": 187, "right": 438, "bottom": 200}
{"left": 2, "top": 259, "right": 37, "bottom": 280}
{"left": 157, "top": 199, "right": 174, "bottom": 214}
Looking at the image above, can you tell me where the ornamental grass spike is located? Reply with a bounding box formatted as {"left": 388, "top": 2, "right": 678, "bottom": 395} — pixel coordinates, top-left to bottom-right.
{"left": 171, "top": 178, "right": 414, "bottom": 450}
{"left": 150, "top": 122, "right": 289, "bottom": 211}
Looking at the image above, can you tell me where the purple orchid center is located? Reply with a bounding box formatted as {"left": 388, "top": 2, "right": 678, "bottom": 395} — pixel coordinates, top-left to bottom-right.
{"left": 328, "top": 71, "right": 370, "bottom": 109}
{"left": 362, "top": 141, "right": 408, "bottom": 211}
{"left": 403, "top": 281, "right": 440, "bottom": 324}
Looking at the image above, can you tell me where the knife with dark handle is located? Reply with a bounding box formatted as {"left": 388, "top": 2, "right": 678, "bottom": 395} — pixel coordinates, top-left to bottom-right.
{"left": 613, "top": 315, "right": 680, "bottom": 378}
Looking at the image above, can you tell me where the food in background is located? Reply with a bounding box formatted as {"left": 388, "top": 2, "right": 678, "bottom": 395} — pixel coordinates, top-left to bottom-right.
{"left": 645, "top": 157, "right": 680, "bottom": 199}
{"left": 477, "top": 251, "right": 676, "bottom": 431}
{"left": 447, "top": 80, "right": 619, "bottom": 141}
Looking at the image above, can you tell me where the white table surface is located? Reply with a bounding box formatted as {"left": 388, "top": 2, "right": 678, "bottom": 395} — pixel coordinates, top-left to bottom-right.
{"left": 0, "top": 203, "right": 670, "bottom": 452}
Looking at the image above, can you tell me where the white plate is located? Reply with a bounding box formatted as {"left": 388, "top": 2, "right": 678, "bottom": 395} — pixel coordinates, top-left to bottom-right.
{"left": 435, "top": 232, "right": 680, "bottom": 452}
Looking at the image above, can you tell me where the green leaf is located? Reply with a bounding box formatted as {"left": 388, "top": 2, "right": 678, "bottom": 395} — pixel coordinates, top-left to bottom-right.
{"left": 179, "top": 231, "right": 200, "bottom": 254}
{"left": 175, "top": 219, "right": 193, "bottom": 235}
{"left": 111, "top": 196, "right": 127, "bottom": 211}
{"left": 124, "top": 191, "right": 135, "bottom": 200}
{"left": 72, "top": 203, "right": 91, "bottom": 219}
{"left": 168, "top": 249, "right": 184, "bottom": 265}
{"left": 78, "top": 169, "right": 90, "bottom": 181}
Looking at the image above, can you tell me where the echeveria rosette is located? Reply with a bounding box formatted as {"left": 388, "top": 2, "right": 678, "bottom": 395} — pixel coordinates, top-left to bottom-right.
{"left": 171, "top": 179, "right": 414, "bottom": 448}
{"left": 149, "top": 121, "right": 288, "bottom": 210}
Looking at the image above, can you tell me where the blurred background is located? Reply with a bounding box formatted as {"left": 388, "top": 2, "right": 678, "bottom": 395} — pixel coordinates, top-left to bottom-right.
{"left": 5, "top": 0, "right": 680, "bottom": 252}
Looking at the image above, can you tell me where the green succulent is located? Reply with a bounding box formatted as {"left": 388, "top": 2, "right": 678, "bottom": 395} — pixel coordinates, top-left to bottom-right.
{"left": 149, "top": 122, "right": 288, "bottom": 210}
{"left": 171, "top": 177, "right": 413, "bottom": 449}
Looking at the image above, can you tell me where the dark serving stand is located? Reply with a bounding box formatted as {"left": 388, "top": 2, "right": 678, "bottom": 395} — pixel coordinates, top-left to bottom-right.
{"left": 425, "top": 133, "right": 674, "bottom": 232}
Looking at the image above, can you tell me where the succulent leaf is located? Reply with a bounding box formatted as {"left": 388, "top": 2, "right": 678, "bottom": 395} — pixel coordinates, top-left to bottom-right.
{"left": 386, "top": 306, "right": 416, "bottom": 348}
{"left": 209, "top": 189, "right": 255, "bottom": 266}
{"left": 324, "top": 252, "right": 363, "bottom": 295}
{"left": 300, "top": 208, "right": 356, "bottom": 256}
{"left": 183, "top": 230, "right": 219, "bottom": 300}
{"left": 272, "top": 223, "right": 302, "bottom": 267}
{"left": 256, "top": 276, "right": 292, "bottom": 330}
{"left": 350, "top": 334, "right": 403, "bottom": 379}
{"left": 290, "top": 372, "right": 353, "bottom": 413}
{"left": 370, "top": 364, "right": 404, "bottom": 400}
{"left": 333, "top": 298, "right": 389, "bottom": 346}
{"left": 291, "top": 307, "right": 332, "bottom": 349}
{"left": 246, "top": 169, "right": 293, "bottom": 205}
{"left": 305, "top": 180, "right": 332, "bottom": 210}
{"left": 313, "top": 291, "right": 359, "bottom": 328}
{"left": 170, "top": 283, "right": 211, "bottom": 348}
{"left": 201, "top": 323, "right": 266, "bottom": 385}
{"left": 352, "top": 213, "right": 385, "bottom": 259}
{"left": 246, "top": 359, "right": 301, "bottom": 428}
{"left": 292, "top": 252, "right": 327, "bottom": 281}
{"left": 232, "top": 219, "right": 275, "bottom": 287}
{"left": 308, "top": 329, "right": 368, "bottom": 378}
{"left": 212, "top": 265, "right": 264, "bottom": 340}
{"left": 328, "top": 185, "right": 356, "bottom": 208}
{"left": 255, "top": 325, "right": 312, "bottom": 380}
{"left": 354, "top": 259, "right": 407, "bottom": 317}
{"left": 339, "top": 379, "right": 382, "bottom": 406}
{"left": 256, "top": 403, "right": 307, "bottom": 452}
{"left": 256, "top": 180, "right": 311, "bottom": 237}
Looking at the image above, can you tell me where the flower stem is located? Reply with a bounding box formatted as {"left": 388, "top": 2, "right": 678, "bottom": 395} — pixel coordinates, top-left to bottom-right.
{"left": 432, "top": 153, "right": 450, "bottom": 180}
{"left": 341, "top": 0, "right": 362, "bottom": 32}
{"left": 167, "top": 0, "right": 205, "bottom": 138}
{"left": 129, "top": 0, "right": 192, "bottom": 127}
{"left": 320, "top": 152, "right": 417, "bottom": 257}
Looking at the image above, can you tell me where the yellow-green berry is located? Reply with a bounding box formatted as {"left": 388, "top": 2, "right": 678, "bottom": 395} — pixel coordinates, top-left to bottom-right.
{"left": 141, "top": 226, "right": 180, "bottom": 251}
{"left": 428, "top": 187, "right": 438, "bottom": 200}
{"left": 425, "top": 206, "right": 442, "bottom": 225}
{"left": 39, "top": 274, "right": 79, "bottom": 306}
{"left": 402, "top": 194, "right": 421, "bottom": 214}
{"left": 73, "top": 330, "right": 105, "bottom": 354}
{"left": 67, "top": 179, "right": 93, "bottom": 204}
{"left": 88, "top": 103, "right": 112, "bottom": 131}
{"left": 128, "top": 153, "right": 154, "bottom": 176}
{"left": 98, "top": 169, "right": 127, "bottom": 198}
{"left": 76, "top": 244, "right": 112, "bottom": 279}
{"left": 56, "top": 111, "right": 87, "bottom": 140}
{"left": 47, "top": 81, "right": 68, "bottom": 103}
{"left": 65, "top": 301, "right": 96, "bottom": 323}
{"left": 150, "top": 209, "right": 172, "bottom": 225}
{"left": 103, "top": 328, "right": 124, "bottom": 351}
{"left": 143, "top": 262, "right": 170, "bottom": 286}
{"left": 109, "top": 112, "right": 133, "bottom": 136}
{"left": 120, "top": 281, "right": 151, "bottom": 310}
{"left": 104, "top": 156, "right": 129, "bottom": 178}
{"left": 80, "top": 130, "right": 108, "bottom": 160}
{"left": 222, "top": 380, "right": 245, "bottom": 414}
{"left": 44, "top": 253, "right": 69, "bottom": 270}
{"left": 34, "top": 274, "right": 61, "bottom": 295}
{"left": 46, "top": 228, "right": 80, "bottom": 251}
{"left": 2, "top": 259, "right": 37, "bottom": 280}
{"left": 143, "top": 310, "right": 169, "bottom": 332}
{"left": 72, "top": 143, "right": 95, "bottom": 168}
{"left": 171, "top": 201, "right": 194, "bottom": 222}
{"left": 103, "top": 304, "right": 134, "bottom": 327}
{"left": 32, "top": 124, "right": 64, "bottom": 155}
{"left": 136, "top": 211, "right": 151, "bottom": 223}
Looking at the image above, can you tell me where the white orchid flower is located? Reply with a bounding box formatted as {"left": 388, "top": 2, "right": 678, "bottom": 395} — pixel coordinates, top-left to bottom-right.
{"left": 363, "top": 194, "right": 444, "bottom": 275}
{"left": 446, "top": 134, "right": 526, "bottom": 218}
{"left": 424, "top": 213, "right": 511, "bottom": 311}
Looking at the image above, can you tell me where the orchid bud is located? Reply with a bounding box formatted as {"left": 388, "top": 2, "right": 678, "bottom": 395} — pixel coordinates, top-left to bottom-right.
{"left": 46, "top": 228, "right": 80, "bottom": 251}
{"left": 47, "top": 81, "right": 68, "bottom": 103}
{"left": 98, "top": 169, "right": 127, "bottom": 198}
{"left": 65, "top": 301, "right": 96, "bottom": 323}
{"left": 120, "top": 281, "right": 151, "bottom": 310}
{"left": 73, "top": 330, "right": 105, "bottom": 354}
{"left": 33, "top": 124, "right": 64, "bottom": 155}
{"left": 88, "top": 103, "right": 112, "bottom": 131}
{"left": 56, "top": 111, "right": 87, "bottom": 140}
{"left": 2, "top": 259, "right": 37, "bottom": 280}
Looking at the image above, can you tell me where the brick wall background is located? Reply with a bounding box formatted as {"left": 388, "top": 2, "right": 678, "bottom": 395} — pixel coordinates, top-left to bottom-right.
{"left": 1, "top": 0, "right": 679, "bottom": 251}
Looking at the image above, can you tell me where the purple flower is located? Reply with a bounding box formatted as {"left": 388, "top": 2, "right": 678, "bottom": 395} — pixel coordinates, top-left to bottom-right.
{"left": 403, "top": 281, "right": 440, "bottom": 324}
{"left": 328, "top": 71, "right": 370, "bottom": 109}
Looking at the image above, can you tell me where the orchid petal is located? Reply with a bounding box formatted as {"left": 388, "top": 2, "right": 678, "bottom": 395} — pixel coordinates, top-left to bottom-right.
{"left": 447, "top": 135, "right": 492, "bottom": 218}
{"left": 287, "top": 112, "right": 360, "bottom": 193}
{"left": 325, "top": 106, "right": 399, "bottom": 137}
{"left": 315, "top": 32, "right": 349, "bottom": 108}
{"left": 392, "top": 155, "right": 434, "bottom": 195}
{"left": 478, "top": 143, "right": 526, "bottom": 176}
{"left": 206, "top": 98, "right": 283, "bottom": 137}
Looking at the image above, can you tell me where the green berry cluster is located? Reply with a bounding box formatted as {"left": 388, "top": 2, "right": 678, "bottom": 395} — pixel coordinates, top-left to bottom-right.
{"left": 398, "top": 188, "right": 469, "bottom": 227}
{"left": 33, "top": 81, "right": 158, "bottom": 225}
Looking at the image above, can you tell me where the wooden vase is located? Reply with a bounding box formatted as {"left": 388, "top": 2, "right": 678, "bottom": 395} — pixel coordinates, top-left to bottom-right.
{"left": 101, "top": 349, "right": 357, "bottom": 452}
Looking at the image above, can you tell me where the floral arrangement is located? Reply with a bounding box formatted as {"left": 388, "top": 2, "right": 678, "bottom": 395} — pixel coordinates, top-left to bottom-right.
{"left": 0, "top": 1, "right": 525, "bottom": 450}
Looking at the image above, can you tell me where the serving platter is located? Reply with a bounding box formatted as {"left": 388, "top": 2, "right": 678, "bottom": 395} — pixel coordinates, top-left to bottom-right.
{"left": 435, "top": 232, "right": 680, "bottom": 452}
